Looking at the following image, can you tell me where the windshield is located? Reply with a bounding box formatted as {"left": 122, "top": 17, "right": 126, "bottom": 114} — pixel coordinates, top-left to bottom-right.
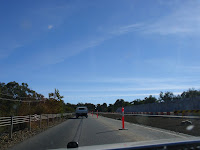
{"left": 0, "top": 0, "right": 200, "bottom": 150}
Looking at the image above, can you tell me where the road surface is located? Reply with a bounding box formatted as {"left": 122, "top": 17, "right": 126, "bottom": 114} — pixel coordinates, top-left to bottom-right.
{"left": 9, "top": 114, "right": 192, "bottom": 150}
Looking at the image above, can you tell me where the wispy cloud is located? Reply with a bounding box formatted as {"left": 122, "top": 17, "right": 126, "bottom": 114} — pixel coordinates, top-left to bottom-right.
{"left": 63, "top": 92, "right": 183, "bottom": 104}
{"left": 36, "top": 22, "right": 146, "bottom": 65}
{"left": 0, "top": 44, "right": 23, "bottom": 59}
{"left": 34, "top": 36, "right": 110, "bottom": 65}
{"left": 112, "top": 1, "right": 200, "bottom": 36}
{"left": 177, "top": 65, "right": 200, "bottom": 73}
{"left": 66, "top": 91, "right": 182, "bottom": 98}
{"left": 111, "top": 23, "right": 144, "bottom": 35}
{"left": 24, "top": 1, "right": 200, "bottom": 66}
{"left": 33, "top": 23, "right": 144, "bottom": 65}
{"left": 158, "top": 0, "right": 183, "bottom": 6}
{"left": 60, "top": 85, "right": 200, "bottom": 93}
{"left": 0, "top": 3, "right": 83, "bottom": 61}
{"left": 38, "top": 76, "right": 200, "bottom": 93}
{"left": 143, "top": 1, "right": 200, "bottom": 35}
{"left": 48, "top": 25, "right": 53, "bottom": 29}
{"left": 64, "top": 93, "right": 161, "bottom": 98}
{"left": 59, "top": 76, "right": 199, "bottom": 84}
{"left": 53, "top": 1, "right": 200, "bottom": 63}
{"left": 56, "top": 76, "right": 199, "bottom": 103}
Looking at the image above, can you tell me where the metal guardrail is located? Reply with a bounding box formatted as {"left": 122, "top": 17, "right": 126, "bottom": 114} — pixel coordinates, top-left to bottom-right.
{"left": 0, "top": 113, "right": 72, "bottom": 138}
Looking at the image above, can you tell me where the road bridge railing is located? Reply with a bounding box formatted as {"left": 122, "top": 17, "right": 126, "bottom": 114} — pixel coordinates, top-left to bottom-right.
{"left": 97, "top": 111, "right": 200, "bottom": 119}
{"left": 0, "top": 113, "right": 73, "bottom": 139}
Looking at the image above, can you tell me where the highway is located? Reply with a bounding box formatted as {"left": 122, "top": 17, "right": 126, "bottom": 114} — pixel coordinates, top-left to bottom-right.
{"left": 10, "top": 114, "right": 192, "bottom": 150}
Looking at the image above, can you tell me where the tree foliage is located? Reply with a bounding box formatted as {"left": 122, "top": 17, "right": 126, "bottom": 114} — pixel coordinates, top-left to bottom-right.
{"left": 159, "top": 91, "right": 174, "bottom": 102}
{"left": 1, "top": 81, "right": 200, "bottom": 115}
{"left": 181, "top": 88, "right": 200, "bottom": 99}
{"left": 0, "top": 82, "right": 65, "bottom": 116}
{"left": 144, "top": 95, "right": 157, "bottom": 104}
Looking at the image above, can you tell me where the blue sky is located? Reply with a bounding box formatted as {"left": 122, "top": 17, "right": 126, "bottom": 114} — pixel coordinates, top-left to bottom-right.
{"left": 1, "top": 0, "right": 200, "bottom": 104}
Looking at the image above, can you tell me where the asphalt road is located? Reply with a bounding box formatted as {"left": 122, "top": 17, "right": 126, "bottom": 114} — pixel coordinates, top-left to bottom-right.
{"left": 9, "top": 114, "right": 192, "bottom": 150}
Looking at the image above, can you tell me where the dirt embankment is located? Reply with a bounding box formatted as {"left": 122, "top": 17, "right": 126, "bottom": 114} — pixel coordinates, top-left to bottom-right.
{"left": 101, "top": 114, "right": 200, "bottom": 136}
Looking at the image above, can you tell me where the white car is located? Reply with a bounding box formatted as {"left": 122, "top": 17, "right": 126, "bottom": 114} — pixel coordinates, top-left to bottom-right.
{"left": 76, "top": 107, "right": 88, "bottom": 118}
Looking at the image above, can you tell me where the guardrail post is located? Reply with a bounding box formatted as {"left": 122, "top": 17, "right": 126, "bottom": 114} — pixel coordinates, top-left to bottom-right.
{"left": 9, "top": 116, "right": 13, "bottom": 139}
{"left": 39, "top": 114, "right": 42, "bottom": 128}
{"left": 47, "top": 114, "right": 49, "bottom": 126}
{"left": 52, "top": 114, "right": 54, "bottom": 124}
{"left": 29, "top": 115, "right": 31, "bottom": 131}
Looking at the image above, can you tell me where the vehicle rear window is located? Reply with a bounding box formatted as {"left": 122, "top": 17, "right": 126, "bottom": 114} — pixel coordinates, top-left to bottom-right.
{"left": 79, "top": 108, "right": 85, "bottom": 110}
